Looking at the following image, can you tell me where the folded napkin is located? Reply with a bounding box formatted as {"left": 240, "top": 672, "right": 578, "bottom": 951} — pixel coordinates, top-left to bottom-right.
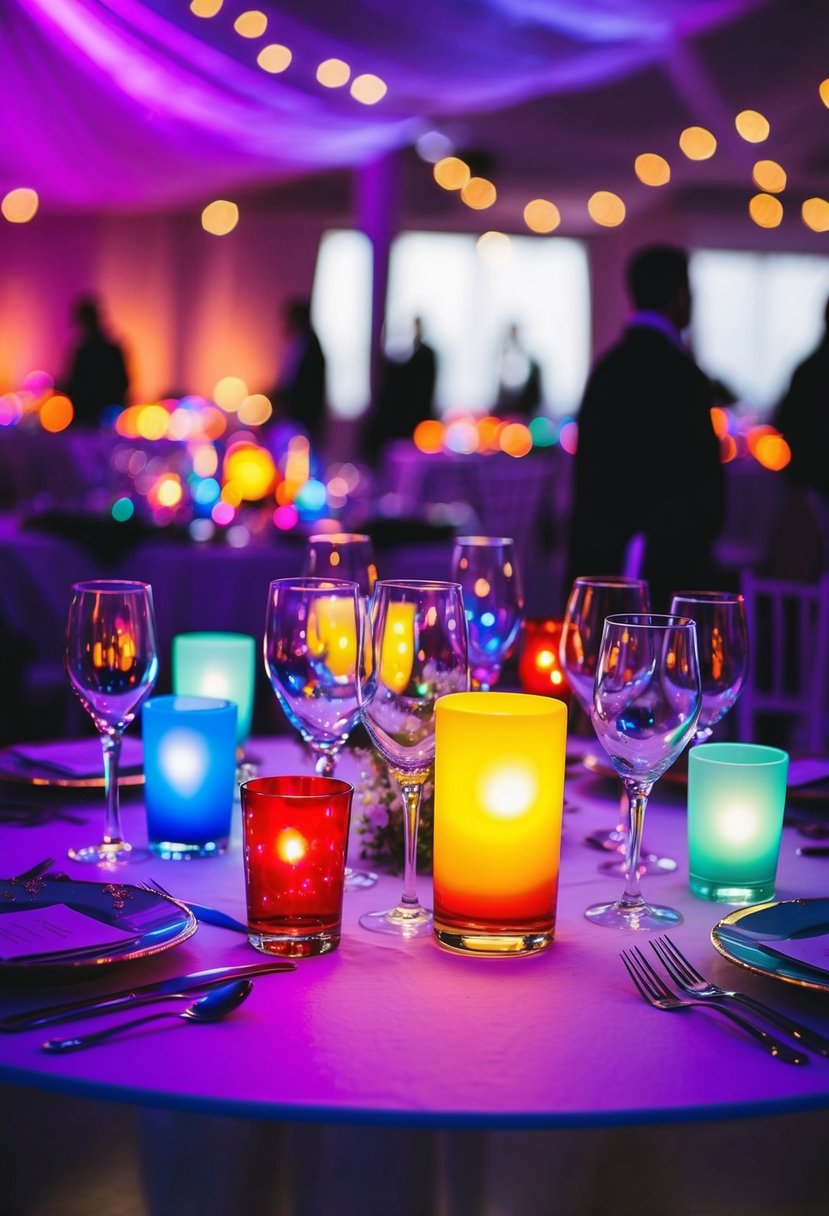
{"left": 11, "top": 737, "right": 144, "bottom": 778}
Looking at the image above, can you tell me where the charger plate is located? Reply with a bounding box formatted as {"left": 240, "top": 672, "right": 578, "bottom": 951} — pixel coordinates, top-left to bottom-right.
{"left": 0, "top": 743, "right": 144, "bottom": 789}
{"left": 0, "top": 876, "right": 196, "bottom": 982}
{"left": 711, "top": 898, "right": 829, "bottom": 993}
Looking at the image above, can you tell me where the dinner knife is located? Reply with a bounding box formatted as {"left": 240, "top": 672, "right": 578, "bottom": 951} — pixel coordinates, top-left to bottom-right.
{"left": 0, "top": 960, "right": 295, "bottom": 1033}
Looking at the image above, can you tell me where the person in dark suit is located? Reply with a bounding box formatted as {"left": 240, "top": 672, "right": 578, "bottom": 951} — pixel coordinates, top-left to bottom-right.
{"left": 566, "top": 244, "right": 725, "bottom": 611}
{"left": 773, "top": 295, "right": 829, "bottom": 501}
{"left": 361, "top": 317, "right": 437, "bottom": 465}
{"left": 65, "top": 295, "right": 129, "bottom": 427}
{"left": 271, "top": 298, "right": 327, "bottom": 450}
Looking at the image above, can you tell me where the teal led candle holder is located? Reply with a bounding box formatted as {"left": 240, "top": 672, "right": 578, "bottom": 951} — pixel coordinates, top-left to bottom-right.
{"left": 143, "top": 695, "right": 238, "bottom": 859}
{"left": 172, "top": 632, "right": 255, "bottom": 751}
{"left": 687, "top": 742, "right": 789, "bottom": 904}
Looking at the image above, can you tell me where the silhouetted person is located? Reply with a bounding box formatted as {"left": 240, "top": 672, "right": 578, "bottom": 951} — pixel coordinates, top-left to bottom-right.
{"left": 271, "top": 298, "right": 327, "bottom": 450}
{"left": 496, "top": 323, "right": 542, "bottom": 417}
{"left": 567, "top": 243, "right": 724, "bottom": 611}
{"left": 65, "top": 296, "right": 129, "bottom": 427}
{"left": 362, "top": 317, "right": 437, "bottom": 464}
{"left": 773, "top": 295, "right": 829, "bottom": 501}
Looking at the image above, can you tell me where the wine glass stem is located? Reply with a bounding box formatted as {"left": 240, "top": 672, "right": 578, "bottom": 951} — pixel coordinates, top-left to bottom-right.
{"left": 622, "top": 783, "right": 651, "bottom": 903}
{"left": 101, "top": 732, "right": 124, "bottom": 847}
{"left": 312, "top": 748, "right": 337, "bottom": 779}
{"left": 397, "top": 776, "right": 426, "bottom": 908}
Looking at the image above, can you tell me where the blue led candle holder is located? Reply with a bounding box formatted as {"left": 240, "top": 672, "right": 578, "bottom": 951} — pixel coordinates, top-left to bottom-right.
{"left": 687, "top": 742, "right": 789, "bottom": 904}
{"left": 172, "top": 632, "right": 256, "bottom": 751}
{"left": 143, "top": 695, "right": 238, "bottom": 860}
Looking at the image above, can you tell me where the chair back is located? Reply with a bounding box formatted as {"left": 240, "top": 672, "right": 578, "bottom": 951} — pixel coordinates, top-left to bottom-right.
{"left": 737, "top": 569, "right": 829, "bottom": 752}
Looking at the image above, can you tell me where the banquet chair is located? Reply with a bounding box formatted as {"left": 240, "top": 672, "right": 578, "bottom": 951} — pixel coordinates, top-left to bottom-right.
{"left": 736, "top": 569, "right": 829, "bottom": 752}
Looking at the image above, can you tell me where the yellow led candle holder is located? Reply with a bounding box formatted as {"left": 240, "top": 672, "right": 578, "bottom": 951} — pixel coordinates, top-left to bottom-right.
{"left": 433, "top": 691, "right": 567, "bottom": 956}
{"left": 378, "top": 601, "right": 416, "bottom": 693}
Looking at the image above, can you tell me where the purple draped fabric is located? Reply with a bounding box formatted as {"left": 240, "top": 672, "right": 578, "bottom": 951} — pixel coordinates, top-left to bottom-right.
{"left": 2, "top": 0, "right": 760, "bottom": 209}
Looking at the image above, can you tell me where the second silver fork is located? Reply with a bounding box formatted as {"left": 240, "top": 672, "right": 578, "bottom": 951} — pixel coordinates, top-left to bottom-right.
{"left": 651, "top": 935, "right": 829, "bottom": 1059}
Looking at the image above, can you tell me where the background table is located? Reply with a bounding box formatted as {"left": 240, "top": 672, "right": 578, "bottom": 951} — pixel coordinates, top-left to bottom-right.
{"left": 1, "top": 736, "right": 829, "bottom": 1214}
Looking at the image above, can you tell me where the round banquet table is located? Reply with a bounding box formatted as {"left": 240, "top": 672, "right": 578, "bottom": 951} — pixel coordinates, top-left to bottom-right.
{"left": 1, "top": 734, "right": 829, "bottom": 1215}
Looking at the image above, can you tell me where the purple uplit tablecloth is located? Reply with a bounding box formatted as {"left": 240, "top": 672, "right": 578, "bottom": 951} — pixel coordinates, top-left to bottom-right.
{"left": 2, "top": 735, "right": 829, "bottom": 1130}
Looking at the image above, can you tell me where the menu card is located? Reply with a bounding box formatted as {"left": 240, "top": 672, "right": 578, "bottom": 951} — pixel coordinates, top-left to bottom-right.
{"left": 0, "top": 905, "right": 138, "bottom": 962}
{"left": 757, "top": 934, "right": 829, "bottom": 976}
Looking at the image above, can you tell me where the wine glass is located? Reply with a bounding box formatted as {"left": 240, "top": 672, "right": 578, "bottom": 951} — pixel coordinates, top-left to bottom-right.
{"left": 65, "top": 579, "right": 159, "bottom": 864}
{"left": 450, "top": 535, "right": 523, "bottom": 691}
{"left": 303, "top": 532, "right": 378, "bottom": 597}
{"left": 264, "top": 577, "right": 375, "bottom": 887}
{"left": 560, "top": 575, "right": 677, "bottom": 875}
{"left": 358, "top": 580, "right": 469, "bottom": 937}
{"left": 585, "top": 613, "right": 701, "bottom": 929}
{"left": 669, "top": 591, "right": 749, "bottom": 745}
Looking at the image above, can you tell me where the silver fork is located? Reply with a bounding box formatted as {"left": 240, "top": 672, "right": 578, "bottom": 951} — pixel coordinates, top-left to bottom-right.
{"left": 651, "top": 935, "right": 829, "bottom": 1059}
{"left": 620, "top": 946, "right": 808, "bottom": 1064}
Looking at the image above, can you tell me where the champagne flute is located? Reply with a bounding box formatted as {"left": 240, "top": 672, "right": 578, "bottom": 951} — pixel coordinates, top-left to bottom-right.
{"left": 585, "top": 613, "right": 701, "bottom": 929}
{"left": 264, "top": 577, "right": 375, "bottom": 888}
{"left": 450, "top": 536, "right": 523, "bottom": 691}
{"left": 65, "top": 580, "right": 159, "bottom": 864}
{"left": 560, "top": 575, "right": 677, "bottom": 875}
{"left": 669, "top": 591, "right": 748, "bottom": 745}
{"left": 358, "top": 580, "right": 469, "bottom": 937}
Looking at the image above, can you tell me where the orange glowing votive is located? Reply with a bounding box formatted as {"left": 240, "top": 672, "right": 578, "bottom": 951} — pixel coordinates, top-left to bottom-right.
{"left": 433, "top": 692, "right": 567, "bottom": 956}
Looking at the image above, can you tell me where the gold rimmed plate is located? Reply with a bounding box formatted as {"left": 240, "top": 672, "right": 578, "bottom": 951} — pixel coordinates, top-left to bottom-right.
{"left": 0, "top": 741, "right": 144, "bottom": 789}
{"left": 711, "top": 898, "right": 829, "bottom": 993}
{"left": 0, "top": 876, "right": 196, "bottom": 982}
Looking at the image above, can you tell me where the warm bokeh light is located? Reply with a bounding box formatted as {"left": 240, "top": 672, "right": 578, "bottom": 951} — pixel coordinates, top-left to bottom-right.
{"left": 749, "top": 193, "right": 783, "bottom": 228}
{"left": 587, "top": 191, "right": 625, "bottom": 227}
{"left": 351, "top": 74, "right": 387, "bottom": 105}
{"left": 257, "top": 44, "right": 292, "bottom": 73}
{"left": 821, "top": 79, "right": 829, "bottom": 109}
{"left": 238, "top": 393, "right": 273, "bottom": 425}
{"left": 752, "top": 160, "right": 786, "bottom": 193}
{"left": 223, "top": 443, "right": 277, "bottom": 500}
{"left": 190, "top": 0, "right": 222, "bottom": 15}
{"left": 234, "top": 10, "right": 267, "bottom": 38}
{"left": 136, "top": 403, "right": 171, "bottom": 441}
{"left": 201, "top": 199, "right": 239, "bottom": 236}
{"left": 634, "top": 153, "right": 670, "bottom": 186}
{"left": 679, "top": 126, "right": 717, "bottom": 160}
{"left": 213, "top": 375, "right": 248, "bottom": 412}
{"left": 413, "top": 419, "right": 445, "bottom": 453}
{"left": 523, "top": 198, "right": 561, "bottom": 233}
{"left": 39, "top": 394, "right": 73, "bottom": 433}
{"left": 152, "top": 474, "right": 184, "bottom": 509}
{"left": 735, "top": 110, "right": 770, "bottom": 142}
{"left": 434, "top": 157, "right": 470, "bottom": 190}
{"left": 460, "top": 177, "right": 497, "bottom": 209}
{"left": 754, "top": 432, "right": 790, "bottom": 471}
{"left": 802, "top": 197, "right": 829, "bottom": 232}
{"left": 476, "top": 231, "right": 511, "bottom": 261}
{"left": 317, "top": 59, "right": 350, "bottom": 87}
{"left": 719, "top": 433, "right": 738, "bottom": 463}
{"left": 710, "top": 406, "right": 730, "bottom": 438}
{"left": 2, "top": 187, "right": 39, "bottom": 223}
{"left": 192, "top": 446, "right": 219, "bottom": 477}
{"left": 499, "top": 422, "right": 533, "bottom": 458}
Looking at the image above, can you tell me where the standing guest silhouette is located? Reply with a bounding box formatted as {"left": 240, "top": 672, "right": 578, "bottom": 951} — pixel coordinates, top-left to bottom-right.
{"left": 65, "top": 296, "right": 130, "bottom": 427}
{"left": 271, "top": 298, "right": 327, "bottom": 451}
{"left": 362, "top": 316, "right": 438, "bottom": 465}
{"left": 773, "top": 294, "right": 829, "bottom": 502}
{"left": 566, "top": 243, "right": 724, "bottom": 611}
{"left": 496, "top": 323, "right": 542, "bottom": 417}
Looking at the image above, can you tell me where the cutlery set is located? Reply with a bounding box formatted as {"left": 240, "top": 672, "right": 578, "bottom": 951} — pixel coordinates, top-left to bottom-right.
{"left": 622, "top": 935, "right": 829, "bottom": 1064}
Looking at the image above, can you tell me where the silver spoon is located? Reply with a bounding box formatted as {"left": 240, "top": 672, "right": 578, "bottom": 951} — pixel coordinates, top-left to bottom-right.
{"left": 41, "top": 978, "right": 253, "bottom": 1053}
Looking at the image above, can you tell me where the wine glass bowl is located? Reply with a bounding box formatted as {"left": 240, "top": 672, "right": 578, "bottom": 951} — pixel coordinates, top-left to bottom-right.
{"left": 303, "top": 532, "right": 378, "bottom": 598}
{"left": 669, "top": 590, "right": 748, "bottom": 745}
{"left": 358, "top": 580, "right": 469, "bottom": 936}
{"left": 450, "top": 536, "right": 523, "bottom": 692}
{"left": 585, "top": 613, "right": 701, "bottom": 930}
{"left": 65, "top": 579, "right": 159, "bottom": 864}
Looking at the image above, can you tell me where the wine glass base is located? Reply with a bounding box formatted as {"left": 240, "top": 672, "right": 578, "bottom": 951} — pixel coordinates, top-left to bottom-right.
{"left": 597, "top": 853, "right": 678, "bottom": 878}
{"left": 584, "top": 827, "right": 628, "bottom": 851}
{"left": 67, "top": 842, "right": 150, "bottom": 866}
{"left": 359, "top": 904, "right": 433, "bottom": 937}
{"left": 344, "top": 867, "right": 378, "bottom": 891}
{"left": 584, "top": 899, "right": 683, "bottom": 930}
